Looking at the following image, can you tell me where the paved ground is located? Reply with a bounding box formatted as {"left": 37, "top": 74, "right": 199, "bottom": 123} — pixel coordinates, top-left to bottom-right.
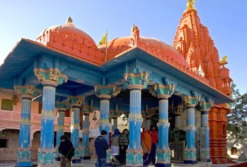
{"left": 0, "top": 160, "right": 245, "bottom": 167}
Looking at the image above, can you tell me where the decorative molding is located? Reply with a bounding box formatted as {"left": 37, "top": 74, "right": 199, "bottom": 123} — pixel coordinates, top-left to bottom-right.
{"left": 55, "top": 100, "right": 70, "bottom": 110}
{"left": 94, "top": 84, "right": 121, "bottom": 99}
{"left": 68, "top": 96, "right": 85, "bottom": 107}
{"left": 34, "top": 68, "right": 68, "bottom": 85}
{"left": 14, "top": 85, "right": 41, "bottom": 98}
{"left": 149, "top": 83, "right": 175, "bottom": 97}
{"left": 124, "top": 71, "right": 149, "bottom": 89}
{"left": 183, "top": 96, "right": 200, "bottom": 107}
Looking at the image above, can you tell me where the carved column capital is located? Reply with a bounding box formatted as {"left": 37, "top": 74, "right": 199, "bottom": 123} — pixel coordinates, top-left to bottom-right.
{"left": 142, "top": 106, "right": 156, "bottom": 119}
{"left": 14, "top": 85, "right": 41, "bottom": 99}
{"left": 94, "top": 84, "right": 121, "bottom": 99}
{"left": 34, "top": 68, "right": 68, "bottom": 86}
{"left": 55, "top": 101, "right": 70, "bottom": 111}
{"left": 149, "top": 83, "right": 174, "bottom": 98}
{"left": 124, "top": 71, "right": 149, "bottom": 89}
{"left": 82, "top": 105, "right": 95, "bottom": 115}
{"left": 183, "top": 96, "right": 200, "bottom": 107}
{"left": 68, "top": 96, "right": 85, "bottom": 107}
{"left": 199, "top": 101, "right": 213, "bottom": 112}
{"left": 174, "top": 104, "right": 184, "bottom": 115}
{"left": 110, "top": 104, "right": 121, "bottom": 119}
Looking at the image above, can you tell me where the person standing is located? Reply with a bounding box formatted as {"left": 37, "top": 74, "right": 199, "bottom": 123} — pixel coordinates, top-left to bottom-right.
{"left": 119, "top": 129, "right": 129, "bottom": 165}
{"left": 111, "top": 128, "right": 120, "bottom": 162}
{"left": 58, "top": 135, "right": 75, "bottom": 167}
{"left": 141, "top": 128, "right": 152, "bottom": 166}
{"left": 94, "top": 130, "right": 110, "bottom": 167}
{"left": 149, "top": 125, "right": 158, "bottom": 165}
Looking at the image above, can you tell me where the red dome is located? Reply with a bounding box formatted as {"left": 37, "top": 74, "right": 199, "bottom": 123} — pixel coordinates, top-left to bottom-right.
{"left": 106, "top": 36, "right": 188, "bottom": 68}
{"left": 36, "top": 17, "right": 104, "bottom": 65}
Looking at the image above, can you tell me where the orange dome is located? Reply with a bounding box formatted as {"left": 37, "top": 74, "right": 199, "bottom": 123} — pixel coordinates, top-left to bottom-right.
{"left": 106, "top": 36, "right": 188, "bottom": 68}
{"left": 37, "top": 17, "right": 104, "bottom": 65}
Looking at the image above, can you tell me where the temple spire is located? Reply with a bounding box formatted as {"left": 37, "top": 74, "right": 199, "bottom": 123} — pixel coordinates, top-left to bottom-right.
{"left": 186, "top": 0, "right": 196, "bottom": 10}
{"left": 67, "top": 16, "right": 73, "bottom": 23}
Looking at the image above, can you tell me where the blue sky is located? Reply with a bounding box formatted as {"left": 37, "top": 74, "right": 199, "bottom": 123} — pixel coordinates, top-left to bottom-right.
{"left": 0, "top": 0, "right": 246, "bottom": 94}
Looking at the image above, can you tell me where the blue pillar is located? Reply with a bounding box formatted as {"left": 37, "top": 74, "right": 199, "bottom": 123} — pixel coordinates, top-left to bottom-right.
{"left": 99, "top": 96, "right": 111, "bottom": 143}
{"left": 15, "top": 86, "right": 40, "bottom": 167}
{"left": 34, "top": 68, "right": 67, "bottom": 167}
{"left": 38, "top": 82, "right": 57, "bottom": 166}
{"left": 183, "top": 96, "right": 200, "bottom": 164}
{"left": 95, "top": 84, "right": 121, "bottom": 163}
{"left": 54, "top": 101, "right": 69, "bottom": 161}
{"left": 150, "top": 84, "right": 174, "bottom": 167}
{"left": 124, "top": 70, "right": 149, "bottom": 167}
{"left": 110, "top": 104, "right": 120, "bottom": 131}
{"left": 112, "top": 118, "right": 118, "bottom": 131}
{"left": 200, "top": 102, "right": 211, "bottom": 162}
{"left": 68, "top": 96, "right": 84, "bottom": 163}
{"left": 81, "top": 113, "right": 91, "bottom": 160}
{"left": 126, "top": 85, "right": 143, "bottom": 166}
{"left": 55, "top": 110, "right": 65, "bottom": 161}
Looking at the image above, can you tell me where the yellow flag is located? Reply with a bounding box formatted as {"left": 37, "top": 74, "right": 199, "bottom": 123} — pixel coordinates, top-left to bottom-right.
{"left": 99, "top": 32, "right": 107, "bottom": 45}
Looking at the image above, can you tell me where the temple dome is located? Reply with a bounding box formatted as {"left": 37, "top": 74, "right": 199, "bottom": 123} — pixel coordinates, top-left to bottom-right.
{"left": 105, "top": 36, "right": 189, "bottom": 68}
{"left": 36, "top": 17, "right": 104, "bottom": 65}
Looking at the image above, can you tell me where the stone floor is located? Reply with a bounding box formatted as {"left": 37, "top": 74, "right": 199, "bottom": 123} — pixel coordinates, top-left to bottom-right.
{"left": 0, "top": 160, "right": 244, "bottom": 167}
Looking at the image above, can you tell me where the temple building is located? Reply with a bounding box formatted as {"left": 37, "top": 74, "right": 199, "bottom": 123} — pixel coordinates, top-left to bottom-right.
{"left": 0, "top": 1, "right": 233, "bottom": 166}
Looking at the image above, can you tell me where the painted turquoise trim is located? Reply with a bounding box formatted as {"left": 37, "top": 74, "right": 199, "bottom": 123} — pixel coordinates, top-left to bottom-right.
{"left": 71, "top": 106, "right": 81, "bottom": 163}
{"left": 81, "top": 114, "right": 90, "bottom": 159}
{"left": 17, "top": 97, "right": 32, "bottom": 165}
{"left": 126, "top": 89, "right": 143, "bottom": 166}
{"left": 99, "top": 99, "right": 110, "bottom": 143}
{"left": 16, "top": 161, "right": 32, "bottom": 167}
{"left": 38, "top": 150, "right": 55, "bottom": 166}
{"left": 156, "top": 98, "right": 171, "bottom": 165}
{"left": 38, "top": 85, "right": 56, "bottom": 166}
{"left": 184, "top": 106, "right": 197, "bottom": 162}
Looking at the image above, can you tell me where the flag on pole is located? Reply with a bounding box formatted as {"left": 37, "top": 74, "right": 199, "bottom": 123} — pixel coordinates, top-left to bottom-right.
{"left": 99, "top": 32, "right": 107, "bottom": 45}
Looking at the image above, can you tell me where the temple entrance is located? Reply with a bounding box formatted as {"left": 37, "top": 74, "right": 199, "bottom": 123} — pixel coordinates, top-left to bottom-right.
{"left": 146, "top": 94, "right": 186, "bottom": 163}
{"left": 170, "top": 129, "right": 186, "bottom": 162}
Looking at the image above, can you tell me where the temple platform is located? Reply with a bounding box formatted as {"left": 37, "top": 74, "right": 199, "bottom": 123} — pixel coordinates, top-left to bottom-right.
{"left": 1, "top": 160, "right": 247, "bottom": 167}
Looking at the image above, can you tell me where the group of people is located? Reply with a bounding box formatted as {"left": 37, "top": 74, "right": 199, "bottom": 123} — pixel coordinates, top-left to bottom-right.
{"left": 141, "top": 125, "right": 159, "bottom": 166}
{"left": 57, "top": 125, "right": 158, "bottom": 167}
{"left": 94, "top": 128, "right": 129, "bottom": 167}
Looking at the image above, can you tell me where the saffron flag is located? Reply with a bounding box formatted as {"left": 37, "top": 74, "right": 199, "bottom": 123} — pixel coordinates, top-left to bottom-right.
{"left": 99, "top": 32, "right": 107, "bottom": 45}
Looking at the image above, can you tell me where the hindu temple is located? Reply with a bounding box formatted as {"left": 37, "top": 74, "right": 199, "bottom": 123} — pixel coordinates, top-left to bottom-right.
{"left": 0, "top": 0, "right": 233, "bottom": 167}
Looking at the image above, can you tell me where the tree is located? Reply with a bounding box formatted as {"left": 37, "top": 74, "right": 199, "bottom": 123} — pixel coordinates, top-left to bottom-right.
{"left": 227, "top": 83, "right": 247, "bottom": 157}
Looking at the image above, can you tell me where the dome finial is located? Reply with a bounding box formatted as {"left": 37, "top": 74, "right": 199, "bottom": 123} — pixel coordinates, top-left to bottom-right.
{"left": 67, "top": 17, "right": 73, "bottom": 23}
{"left": 65, "top": 17, "right": 75, "bottom": 27}
{"left": 186, "top": 0, "right": 196, "bottom": 10}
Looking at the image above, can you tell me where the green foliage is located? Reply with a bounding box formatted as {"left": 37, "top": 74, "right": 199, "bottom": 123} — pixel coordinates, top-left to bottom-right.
{"left": 227, "top": 83, "right": 247, "bottom": 138}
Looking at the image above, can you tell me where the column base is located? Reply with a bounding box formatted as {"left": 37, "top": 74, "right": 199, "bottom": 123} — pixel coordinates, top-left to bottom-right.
{"left": 184, "top": 148, "right": 197, "bottom": 164}
{"left": 55, "top": 157, "right": 61, "bottom": 161}
{"left": 17, "top": 147, "right": 32, "bottom": 166}
{"left": 126, "top": 149, "right": 143, "bottom": 167}
{"left": 80, "top": 156, "right": 91, "bottom": 160}
{"left": 72, "top": 158, "right": 81, "bottom": 163}
{"left": 72, "top": 149, "right": 81, "bottom": 163}
{"left": 38, "top": 148, "right": 55, "bottom": 166}
{"left": 16, "top": 161, "right": 32, "bottom": 167}
{"left": 184, "top": 160, "right": 197, "bottom": 164}
{"left": 155, "top": 163, "right": 171, "bottom": 167}
{"left": 81, "top": 148, "right": 91, "bottom": 160}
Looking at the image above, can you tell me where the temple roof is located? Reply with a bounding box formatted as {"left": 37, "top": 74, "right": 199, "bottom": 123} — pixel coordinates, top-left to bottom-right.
{"left": 36, "top": 17, "right": 104, "bottom": 65}
{"left": 104, "top": 36, "right": 189, "bottom": 68}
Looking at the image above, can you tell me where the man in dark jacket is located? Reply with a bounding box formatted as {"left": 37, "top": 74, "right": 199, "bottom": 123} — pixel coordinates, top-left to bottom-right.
{"left": 58, "top": 135, "right": 75, "bottom": 167}
{"left": 94, "top": 130, "right": 109, "bottom": 167}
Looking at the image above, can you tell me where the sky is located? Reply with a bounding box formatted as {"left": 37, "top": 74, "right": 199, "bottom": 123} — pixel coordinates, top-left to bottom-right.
{"left": 0, "top": 0, "right": 246, "bottom": 94}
